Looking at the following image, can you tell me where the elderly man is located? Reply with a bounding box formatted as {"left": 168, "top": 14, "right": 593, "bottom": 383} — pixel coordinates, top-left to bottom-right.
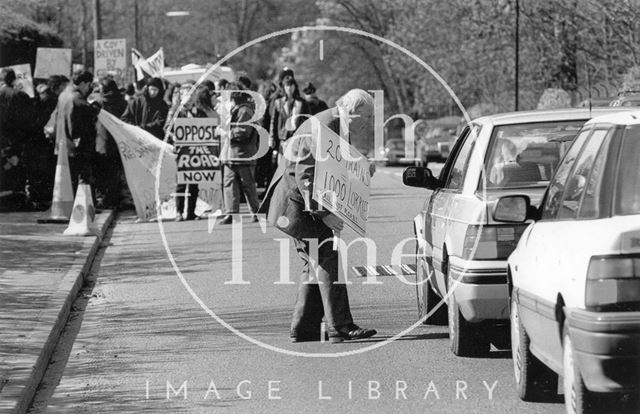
{"left": 259, "top": 89, "right": 377, "bottom": 343}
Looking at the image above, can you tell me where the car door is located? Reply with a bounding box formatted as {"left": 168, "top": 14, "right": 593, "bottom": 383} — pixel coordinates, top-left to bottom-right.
{"left": 521, "top": 127, "right": 613, "bottom": 370}
{"left": 428, "top": 125, "right": 479, "bottom": 295}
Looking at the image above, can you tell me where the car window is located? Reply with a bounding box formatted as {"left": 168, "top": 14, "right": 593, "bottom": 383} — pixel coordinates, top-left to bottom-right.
{"left": 615, "top": 125, "right": 640, "bottom": 216}
{"left": 446, "top": 125, "right": 479, "bottom": 190}
{"left": 439, "top": 126, "right": 470, "bottom": 181}
{"left": 557, "top": 129, "right": 610, "bottom": 219}
{"left": 540, "top": 128, "right": 592, "bottom": 220}
{"left": 482, "top": 120, "right": 585, "bottom": 190}
{"left": 577, "top": 129, "right": 613, "bottom": 219}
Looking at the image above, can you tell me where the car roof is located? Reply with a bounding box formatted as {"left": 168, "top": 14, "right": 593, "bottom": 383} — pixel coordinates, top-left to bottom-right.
{"left": 472, "top": 107, "right": 634, "bottom": 126}
{"left": 584, "top": 109, "right": 640, "bottom": 126}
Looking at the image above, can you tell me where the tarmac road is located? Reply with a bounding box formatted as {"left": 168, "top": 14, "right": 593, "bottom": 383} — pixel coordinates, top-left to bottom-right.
{"left": 29, "top": 164, "right": 565, "bottom": 414}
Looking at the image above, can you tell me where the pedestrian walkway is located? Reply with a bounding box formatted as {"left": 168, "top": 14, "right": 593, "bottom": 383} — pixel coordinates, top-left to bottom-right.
{"left": 0, "top": 210, "right": 114, "bottom": 414}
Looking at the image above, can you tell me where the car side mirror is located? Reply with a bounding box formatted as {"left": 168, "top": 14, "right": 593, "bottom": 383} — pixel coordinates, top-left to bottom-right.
{"left": 403, "top": 167, "right": 441, "bottom": 190}
{"left": 493, "top": 195, "right": 532, "bottom": 223}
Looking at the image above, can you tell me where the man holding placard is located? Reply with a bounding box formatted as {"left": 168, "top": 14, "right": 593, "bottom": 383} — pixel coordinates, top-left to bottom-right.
{"left": 260, "top": 89, "right": 377, "bottom": 343}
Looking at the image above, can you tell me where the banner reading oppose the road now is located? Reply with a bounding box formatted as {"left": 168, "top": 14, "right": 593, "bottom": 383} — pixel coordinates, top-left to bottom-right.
{"left": 312, "top": 124, "right": 371, "bottom": 236}
{"left": 171, "top": 117, "right": 221, "bottom": 184}
{"left": 98, "top": 111, "right": 176, "bottom": 221}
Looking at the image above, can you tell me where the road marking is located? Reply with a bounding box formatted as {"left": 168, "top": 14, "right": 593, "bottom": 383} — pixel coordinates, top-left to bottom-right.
{"left": 319, "top": 39, "right": 324, "bottom": 60}
{"left": 352, "top": 264, "right": 416, "bottom": 277}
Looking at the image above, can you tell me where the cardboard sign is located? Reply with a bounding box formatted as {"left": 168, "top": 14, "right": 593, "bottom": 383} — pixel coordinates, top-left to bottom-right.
{"left": 312, "top": 124, "right": 371, "bottom": 236}
{"left": 172, "top": 117, "right": 221, "bottom": 184}
{"left": 98, "top": 111, "right": 176, "bottom": 221}
{"left": 94, "top": 38, "right": 126, "bottom": 81}
{"left": 34, "top": 48, "right": 72, "bottom": 78}
{"left": 1, "top": 64, "right": 34, "bottom": 97}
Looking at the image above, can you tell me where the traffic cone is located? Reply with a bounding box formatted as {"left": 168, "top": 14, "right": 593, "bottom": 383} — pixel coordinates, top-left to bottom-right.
{"left": 63, "top": 183, "right": 98, "bottom": 236}
{"left": 37, "top": 139, "right": 74, "bottom": 223}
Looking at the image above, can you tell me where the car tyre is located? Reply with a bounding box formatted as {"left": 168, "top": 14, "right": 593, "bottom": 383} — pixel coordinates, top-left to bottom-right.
{"left": 416, "top": 257, "right": 447, "bottom": 325}
{"left": 563, "top": 327, "right": 606, "bottom": 414}
{"left": 447, "top": 271, "right": 490, "bottom": 357}
{"left": 511, "top": 295, "right": 557, "bottom": 401}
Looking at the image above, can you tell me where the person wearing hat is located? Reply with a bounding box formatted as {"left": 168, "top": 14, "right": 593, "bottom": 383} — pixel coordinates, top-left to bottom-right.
{"left": 302, "top": 82, "right": 328, "bottom": 116}
{"left": 121, "top": 77, "right": 168, "bottom": 139}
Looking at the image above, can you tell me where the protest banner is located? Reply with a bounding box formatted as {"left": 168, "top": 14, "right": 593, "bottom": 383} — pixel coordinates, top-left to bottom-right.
{"left": 97, "top": 111, "right": 176, "bottom": 221}
{"left": 0, "top": 64, "right": 34, "bottom": 97}
{"left": 34, "top": 48, "right": 72, "bottom": 78}
{"left": 94, "top": 38, "right": 126, "bottom": 82}
{"left": 171, "top": 117, "right": 221, "bottom": 184}
{"left": 137, "top": 48, "right": 164, "bottom": 79}
{"left": 312, "top": 124, "right": 371, "bottom": 236}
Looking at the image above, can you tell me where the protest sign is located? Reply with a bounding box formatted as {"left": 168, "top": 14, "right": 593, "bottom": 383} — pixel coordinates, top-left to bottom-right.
{"left": 171, "top": 117, "right": 221, "bottom": 184}
{"left": 98, "top": 111, "right": 176, "bottom": 221}
{"left": 0, "top": 64, "right": 34, "bottom": 97}
{"left": 312, "top": 124, "right": 371, "bottom": 236}
{"left": 34, "top": 48, "right": 72, "bottom": 78}
{"left": 136, "top": 48, "right": 164, "bottom": 79}
{"left": 94, "top": 38, "right": 126, "bottom": 81}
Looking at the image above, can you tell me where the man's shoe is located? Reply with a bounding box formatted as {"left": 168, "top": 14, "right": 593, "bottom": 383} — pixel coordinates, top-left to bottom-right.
{"left": 250, "top": 215, "right": 259, "bottom": 223}
{"left": 174, "top": 215, "right": 184, "bottom": 222}
{"left": 329, "top": 324, "right": 377, "bottom": 343}
{"left": 218, "top": 215, "right": 233, "bottom": 225}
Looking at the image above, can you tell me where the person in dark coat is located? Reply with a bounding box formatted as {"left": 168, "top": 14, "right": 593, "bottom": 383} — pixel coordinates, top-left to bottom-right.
{"left": 270, "top": 75, "right": 308, "bottom": 155}
{"left": 302, "top": 82, "right": 328, "bottom": 116}
{"left": 121, "top": 77, "right": 168, "bottom": 139}
{"left": 218, "top": 82, "right": 261, "bottom": 224}
{"left": 94, "top": 78, "right": 128, "bottom": 208}
{"left": 53, "top": 70, "right": 100, "bottom": 194}
{"left": 258, "top": 89, "right": 377, "bottom": 343}
{"left": 0, "top": 68, "right": 34, "bottom": 209}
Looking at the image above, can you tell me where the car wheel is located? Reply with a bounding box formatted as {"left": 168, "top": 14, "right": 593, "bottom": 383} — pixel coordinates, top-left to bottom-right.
{"left": 447, "top": 269, "right": 490, "bottom": 356}
{"left": 563, "top": 327, "right": 603, "bottom": 414}
{"left": 416, "top": 257, "right": 447, "bottom": 325}
{"left": 511, "top": 295, "right": 558, "bottom": 401}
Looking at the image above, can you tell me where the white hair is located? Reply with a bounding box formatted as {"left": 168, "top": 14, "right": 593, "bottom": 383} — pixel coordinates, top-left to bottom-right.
{"left": 336, "top": 88, "right": 374, "bottom": 114}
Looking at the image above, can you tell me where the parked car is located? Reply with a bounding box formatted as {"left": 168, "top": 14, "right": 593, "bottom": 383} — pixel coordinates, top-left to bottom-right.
{"left": 381, "top": 138, "right": 411, "bottom": 165}
{"left": 402, "top": 107, "right": 632, "bottom": 357}
{"left": 497, "top": 110, "right": 640, "bottom": 414}
{"left": 609, "top": 92, "right": 640, "bottom": 107}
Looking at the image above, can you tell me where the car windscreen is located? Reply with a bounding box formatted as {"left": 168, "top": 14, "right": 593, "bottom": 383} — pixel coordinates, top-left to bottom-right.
{"left": 615, "top": 125, "right": 640, "bottom": 215}
{"left": 481, "top": 120, "right": 585, "bottom": 190}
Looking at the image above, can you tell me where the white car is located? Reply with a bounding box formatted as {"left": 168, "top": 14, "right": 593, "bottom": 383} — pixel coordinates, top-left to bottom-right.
{"left": 403, "top": 108, "right": 628, "bottom": 357}
{"left": 496, "top": 111, "right": 640, "bottom": 413}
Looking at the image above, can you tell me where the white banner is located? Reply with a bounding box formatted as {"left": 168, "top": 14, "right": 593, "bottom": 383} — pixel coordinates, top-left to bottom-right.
{"left": 0, "top": 64, "right": 34, "bottom": 97}
{"left": 97, "top": 111, "right": 176, "bottom": 221}
{"left": 94, "top": 38, "right": 126, "bottom": 81}
{"left": 312, "top": 124, "right": 371, "bottom": 236}
{"left": 138, "top": 48, "right": 164, "bottom": 79}
{"left": 34, "top": 48, "right": 72, "bottom": 78}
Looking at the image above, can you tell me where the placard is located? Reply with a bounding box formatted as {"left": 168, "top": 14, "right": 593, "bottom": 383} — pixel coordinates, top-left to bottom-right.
{"left": 94, "top": 38, "right": 126, "bottom": 81}
{"left": 172, "top": 117, "right": 221, "bottom": 184}
{"left": 312, "top": 124, "right": 371, "bottom": 236}
{"left": 34, "top": 48, "right": 72, "bottom": 78}
{"left": 0, "top": 64, "right": 34, "bottom": 97}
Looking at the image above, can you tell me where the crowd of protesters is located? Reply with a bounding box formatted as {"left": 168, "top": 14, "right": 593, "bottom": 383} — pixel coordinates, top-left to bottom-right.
{"left": 0, "top": 64, "right": 328, "bottom": 220}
